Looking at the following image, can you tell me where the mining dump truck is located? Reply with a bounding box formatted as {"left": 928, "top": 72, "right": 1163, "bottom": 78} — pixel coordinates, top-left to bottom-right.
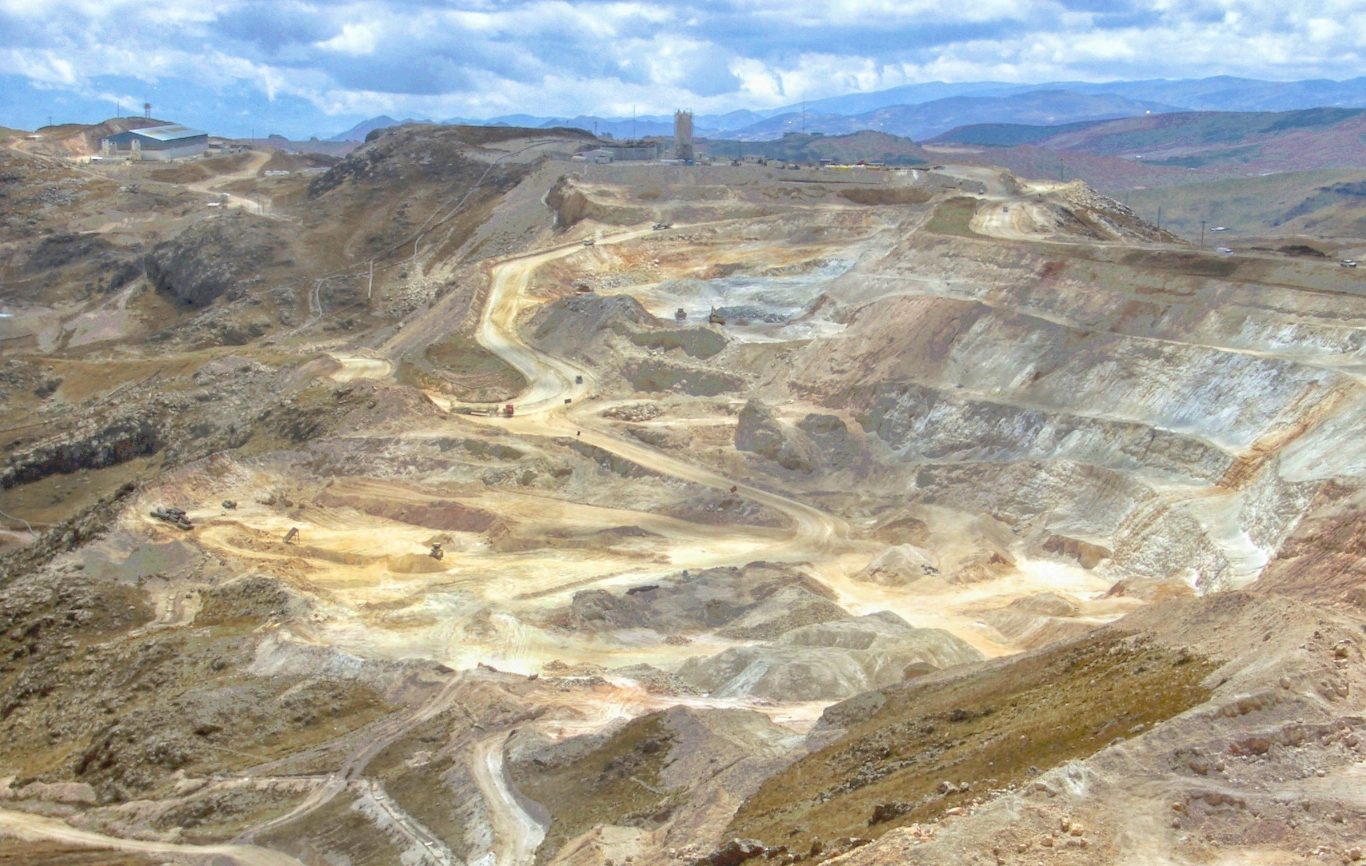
{"left": 430, "top": 542, "right": 444, "bottom": 561}
{"left": 502, "top": 404, "right": 515, "bottom": 417}
{"left": 575, "top": 374, "right": 584, "bottom": 384}
{"left": 151, "top": 506, "right": 193, "bottom": 530}
{"left": 708, "top": 307, "right": 726, "bottom": 325}
{"left": 653, "top": 222, "right": 672, "bottom": 230}
{"left": 675, "top": 307, "right": 687, "bottom": 323}
{"left": 283, "top": 527, "right": 299, "bottom": 544}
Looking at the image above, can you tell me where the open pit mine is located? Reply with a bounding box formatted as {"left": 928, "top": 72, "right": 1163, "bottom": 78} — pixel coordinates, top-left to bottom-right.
{"left": 0, "top": 123, "right": 1363, "bottom": 866}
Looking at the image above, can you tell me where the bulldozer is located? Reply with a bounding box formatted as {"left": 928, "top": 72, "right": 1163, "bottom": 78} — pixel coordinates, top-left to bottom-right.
{"left": 708, "top": 306, "right": 726, "bottom": 325}
{"left": 151, "top": 506, "right": 193, "bottom": 531}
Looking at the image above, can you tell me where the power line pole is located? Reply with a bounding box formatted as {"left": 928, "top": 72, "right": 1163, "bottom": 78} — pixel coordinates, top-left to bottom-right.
{"left": 1200, "top": 219, "right": 1206, "bottom": 247}
{"left": 367, "top": 259, "right": 374, "bottom": 300}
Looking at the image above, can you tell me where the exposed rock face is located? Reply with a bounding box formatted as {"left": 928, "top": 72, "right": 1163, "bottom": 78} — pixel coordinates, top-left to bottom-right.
{"left": 545, "top": 176, "right": 652, "bottom": 228}
{"left": 676, "top": 612, "right": 984, "bottom": 701}
{"left": 629, "top": 327, "right": 728, "bottom": 359}
{"left": 855, "top": 545, "right": 940, "bottom": 586}
{"left": 554, "top": 562, "right": 840, "bottom": 636}
{"left": 624, "top": 359, "right": 745, "bottom": 395}
{"left": 530, "top": 293, "right": 658, "bottom": 358}
{"left": 735, "top": 399, "right": 814, "bottom": 472}
{"left": 1041, "top": 533, "right": 1112, "bottom": 569}
{"left": 1, "top": 411, "right": 160, "bottom": 489}
{"left": 693, "top": 838, "right": 774, "bottom": 866}
{"left": 144, "top": 213, "right": 284, "bottom": 306}
{"left": 796, "top": 412, "right": 860, "bottom": 469}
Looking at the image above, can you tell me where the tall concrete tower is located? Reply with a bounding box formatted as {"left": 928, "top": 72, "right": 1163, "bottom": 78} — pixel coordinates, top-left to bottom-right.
{"left": 674, "top": 110, "right": 694, "bottom": 162}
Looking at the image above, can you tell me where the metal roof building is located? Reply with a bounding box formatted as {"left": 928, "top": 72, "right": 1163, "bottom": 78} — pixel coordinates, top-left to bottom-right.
{"left": 101, "top": 124, "right": 208, "bottom": 161}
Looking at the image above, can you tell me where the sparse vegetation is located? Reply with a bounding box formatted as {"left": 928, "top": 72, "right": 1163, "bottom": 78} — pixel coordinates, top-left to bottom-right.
{"left": 727, "top": 633, "right": 1216, "bottom": 858}
{"left": 511, "top": 713, "right": 678, "bottom": 864}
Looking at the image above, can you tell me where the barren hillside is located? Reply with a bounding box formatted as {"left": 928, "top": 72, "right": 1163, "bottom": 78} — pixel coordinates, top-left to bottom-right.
{"left": 1, "top": 122, "right": 1363, "bottom": 866}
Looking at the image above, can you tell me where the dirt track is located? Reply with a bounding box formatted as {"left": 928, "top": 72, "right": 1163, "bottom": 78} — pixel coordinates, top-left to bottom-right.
{"left": 0, "top": 806, "right": 306, "bottom": 866}
{"left": 472, "top": 732, "right": 547, "bottom": 866}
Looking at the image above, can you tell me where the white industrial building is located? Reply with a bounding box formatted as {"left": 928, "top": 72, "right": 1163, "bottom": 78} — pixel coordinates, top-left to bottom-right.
{"left": 101, "top": 124, "right": 208, "bottom": 161}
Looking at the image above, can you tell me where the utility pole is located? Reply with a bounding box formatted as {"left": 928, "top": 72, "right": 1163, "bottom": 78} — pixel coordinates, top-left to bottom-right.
{"left": 367, "top": 259, "right": 374, "bottom": 300}
{"left": 632, "top": 106, "right": 636, "bottom": 140}
{"left": 1200, "top": 219, "right": 1206, "bottom": 247}
{"left": 1157, "top": 205, "right": 1163, "bottom": 231}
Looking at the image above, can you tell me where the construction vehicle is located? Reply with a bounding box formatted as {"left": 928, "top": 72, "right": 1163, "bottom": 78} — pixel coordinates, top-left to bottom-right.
{"left": 575, "top": 374, "right": 584, "bottom": 384}
{"left": 652, "top": 222, "right": 672, "bottom": 230}
{"left": 430, "top": 542, "right": 444, "bottom": 561}
{"left": 574, "top": 282, "right": 592, "bottom": 293}
{"left": 222, "top": 500, "right": 237, "bottom": 510}
{"left": 564, "top": 397, "right": 572, "bottom": 405}
{"left": 582, "top": 238, "right": 595, "bottom": 246}
{"left": 675, "top": 307, "right": 686, "bottom": 323}
{"left": 151, "top": 506, "right": 193, "bottom": 530}
{"left": 708, "top": 306, "right": 726, "bottom": 325}
{"left": 283, "top": 527, "right": 299, "bottom": 544}
{"left": 1342, "top": 259, "right": 1358, "bottom": 268}
{"left": 502, "top": 404, "right": 515, "bottom": 417}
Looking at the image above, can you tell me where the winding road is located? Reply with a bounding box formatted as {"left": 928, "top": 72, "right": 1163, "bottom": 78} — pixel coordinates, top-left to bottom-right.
{"left": 458, "top": 227, "right": 849, "bottom": 553}
{"left": 0, "top": 807, "right": 306, "bottom": 866}
{"left": 470, "top": 732, "right": 546, "bottom": 866}
{"left": 0, "top": 225, "right": 847, "bottom": 866}
{"left": 433, "top": 225, "right": 851, "bottom": 864}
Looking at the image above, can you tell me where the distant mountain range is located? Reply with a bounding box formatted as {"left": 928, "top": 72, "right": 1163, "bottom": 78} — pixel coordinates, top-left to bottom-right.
{"left": 329, "top": 75, "right": 1366, "bottom": 142}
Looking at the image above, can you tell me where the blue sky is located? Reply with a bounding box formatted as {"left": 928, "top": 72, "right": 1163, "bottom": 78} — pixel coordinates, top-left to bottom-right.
{"left": 1, "top": 0, "right": 1362, "bottom": 137}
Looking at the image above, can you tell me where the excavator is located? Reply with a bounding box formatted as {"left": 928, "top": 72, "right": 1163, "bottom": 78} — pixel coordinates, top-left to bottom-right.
{"left": 430, "top": 542, "right": 444, "bottom": 561}
{"left": 151, "top": 506, "right": 193, "bottom": 530}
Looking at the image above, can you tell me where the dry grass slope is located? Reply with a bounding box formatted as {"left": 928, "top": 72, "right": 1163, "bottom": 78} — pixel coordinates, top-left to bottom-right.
{"left": 727, "top": 632, "right": 1215, "bottom": 859}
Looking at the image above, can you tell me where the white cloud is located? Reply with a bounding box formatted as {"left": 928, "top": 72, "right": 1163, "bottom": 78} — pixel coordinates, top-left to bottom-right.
{"left": 0, "top": 0, "right": 1362, "bottom": 126}
{"left": 316, "top": 21, "right": 380, "bottom": 55}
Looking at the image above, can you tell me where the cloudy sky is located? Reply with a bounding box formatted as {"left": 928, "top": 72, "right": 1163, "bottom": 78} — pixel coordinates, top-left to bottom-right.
{"left": 1, "top": 0, "right": 1363, "bottom": 135}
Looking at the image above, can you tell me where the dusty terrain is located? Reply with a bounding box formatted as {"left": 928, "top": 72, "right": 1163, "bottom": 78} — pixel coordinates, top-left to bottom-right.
{"left": 1, "top": 121, "right": 1363, "bottom": 866}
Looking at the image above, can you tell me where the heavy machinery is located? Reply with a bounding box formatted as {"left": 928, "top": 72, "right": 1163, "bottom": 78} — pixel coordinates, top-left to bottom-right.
{"left": 283, "top": 527, "right": 299, "bottom": 544}
{"left": 708, "top": 306, "right": 726, "bottom": 325}
{"left": 222, "top": 500, "right": 237, "bottom": 510}
{"left": 582, "top": 238, "right": 595, "bottom": 246}
{"left": 675, "top": 307, "right": 686, "bottom": 323}
{"left": 151, "top": 506, "right": 193, "bottom": 530}
{"left": 575, "top": 374, "right": 584, "bottom": 384}
{"left": 430, "top": 542, "right": 444, "bottom": 561}
{"left": 652, "top": 222, "right": 672, "bottom": 230}
{"left": 502, "top": 404, "right": 515, "bottom": 417}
